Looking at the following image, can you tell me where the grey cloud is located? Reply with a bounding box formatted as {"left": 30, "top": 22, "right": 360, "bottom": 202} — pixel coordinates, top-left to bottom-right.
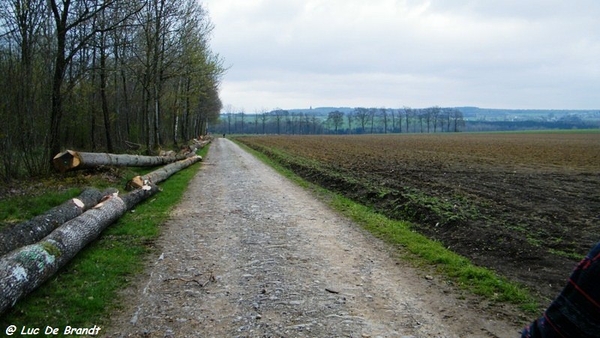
{"left": 205, "top": 0, "right": 600, "bottom": 110}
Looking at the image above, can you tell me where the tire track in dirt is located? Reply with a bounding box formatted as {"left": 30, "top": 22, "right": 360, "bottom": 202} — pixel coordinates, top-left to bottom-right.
{"left": 105, "top": 138, "right": 525, "bottom": 337}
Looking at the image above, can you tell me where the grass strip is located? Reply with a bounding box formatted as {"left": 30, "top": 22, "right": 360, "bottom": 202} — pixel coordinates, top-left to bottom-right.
{"left": 234, "top": 139, "right": 539, "bottom": 314}
{"left": 0, "top": 145, "right": 209, "bottom": 328}
{"left": 0, "top": 188, "right": 82, "bottom": 230}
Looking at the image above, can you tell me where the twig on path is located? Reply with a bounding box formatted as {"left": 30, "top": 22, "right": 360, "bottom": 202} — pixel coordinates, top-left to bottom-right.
{"left": 202, "top": 272, "right": 217, "bottom": 287}
{"left": 164, "top": 271, "right": 216, "bottom": 288}
{"left": 163, "top": 277, "right": 203, "bottom": 287}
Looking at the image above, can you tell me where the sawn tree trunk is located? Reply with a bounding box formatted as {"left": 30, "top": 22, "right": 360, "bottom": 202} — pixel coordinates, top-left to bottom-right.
{"left": 52, "top": 149, "right": 196, "bottom": 173}
{"left": 0, "top": 188, "right": 117, "bottom": 256}
{"left": 126, "top": 155, "right": 202, "bottom": 190}
{"left": 0, "top": 184, "right": 159, "bottom": 315}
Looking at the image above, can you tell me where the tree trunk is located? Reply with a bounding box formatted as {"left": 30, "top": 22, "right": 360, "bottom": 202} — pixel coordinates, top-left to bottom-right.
{"left": 153, "top": 84, "right": 161, "bottom": 150}
{"left": 0, "top": 188, "right": 117, "bottom": 257}
{"left": 126, "top": 155, "right": 202, "bottom": 190}
{"left": 48, "top": 0, "right": 70, "bottom": 162}
{"left": 100, "top": 30, "right": 114, "bottom": 153}
{"left": 173, "top": 78, "right": 182, "bottom": 146}
{"left": 49, "top": 45, "right": 66, "bottom": 160}
{"left": 52, "top": 148, "right": 197, "bottom": 172}
{"left": 0, "top": 184, "right": 159, "bottom": 315}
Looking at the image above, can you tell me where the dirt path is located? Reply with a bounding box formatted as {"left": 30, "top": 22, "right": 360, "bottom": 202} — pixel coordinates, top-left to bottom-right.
{"left": 105, "top": 138, "right": 526, "bottom": 337}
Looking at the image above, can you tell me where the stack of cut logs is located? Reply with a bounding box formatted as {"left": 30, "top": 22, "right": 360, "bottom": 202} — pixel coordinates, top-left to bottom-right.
{"left": 0, "top": 138, "right": 210, "bottom": 314}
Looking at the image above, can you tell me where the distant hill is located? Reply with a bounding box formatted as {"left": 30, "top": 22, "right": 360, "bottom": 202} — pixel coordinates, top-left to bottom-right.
{"left": 286, "top": 106, "right": 600, "bottom": 122}
{"left": 456, "top": 107, "right": 600, "bottom": 121}
{"left": 288, "top": 107, "right": 354, "bottom": 116}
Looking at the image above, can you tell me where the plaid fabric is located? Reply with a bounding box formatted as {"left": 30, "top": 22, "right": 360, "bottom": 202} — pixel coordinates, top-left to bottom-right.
{"left": 522, "top": 242, "right": 600, "bottom": 337}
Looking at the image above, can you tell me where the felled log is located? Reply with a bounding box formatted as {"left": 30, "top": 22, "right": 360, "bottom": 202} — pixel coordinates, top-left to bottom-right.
{"left": 0, "top": 184, "right": 159, "bottom": 315}
{"left": 52, "top": 150, "right": 196, "bottom": 173}
{"left": 192, "top": 138, "right": 211, "bottom": 150}
{"left": 0, "top": 188, "right": 117, "bottom": 257}
{"left": 126, "top": 155, "right": 202, "bottom": 191}
{"left": 178, "top": 138, "right": 209, "bottom": 156}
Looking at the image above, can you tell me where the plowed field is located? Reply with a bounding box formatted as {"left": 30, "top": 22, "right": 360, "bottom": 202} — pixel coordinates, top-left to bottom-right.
{"left": 236, "top": 132, "right": 600, "bottom": 303}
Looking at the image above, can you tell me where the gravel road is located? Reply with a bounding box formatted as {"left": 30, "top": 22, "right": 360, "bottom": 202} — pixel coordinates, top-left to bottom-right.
{"left": 105, "top": 138, "right": 525, "bottom": 337}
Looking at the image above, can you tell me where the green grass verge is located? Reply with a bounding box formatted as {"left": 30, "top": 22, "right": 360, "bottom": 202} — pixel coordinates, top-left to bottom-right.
{"left": 234, "top": 139, "right": 539, "bottom": 314}
{"left": 0, "top": 145, "right": 210, "bottom": 329}
{"left": 0, "top": 188, "right": 82, "bottom": 229}
{"left": 0, "top": 166, "right": 162, "bottom": 232}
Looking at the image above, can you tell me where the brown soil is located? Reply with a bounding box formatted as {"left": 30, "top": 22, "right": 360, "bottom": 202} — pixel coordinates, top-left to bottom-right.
{"left": 105, "top": 138, "right": 526, "bottom": 337}
{"left": 237, "top": 133, "right": 600, "bottom": 305}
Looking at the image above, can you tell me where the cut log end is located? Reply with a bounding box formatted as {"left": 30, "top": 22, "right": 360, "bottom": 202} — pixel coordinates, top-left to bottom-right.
{"left": 52, "top": 150, "right": 81, "bottom": 173}
{"left": 126, "top": 176, "right": 145, "bottom": 191}
{"left": 72, "top": 198, "right": 84, "bottom": 209}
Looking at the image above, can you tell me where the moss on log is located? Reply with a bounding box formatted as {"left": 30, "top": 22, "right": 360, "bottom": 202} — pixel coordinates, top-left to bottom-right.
{"left": 0, "top": 184, "right": 159, "bottom": 315}
{"left": 0, "top": 188, "right": 118, "bottom": 257}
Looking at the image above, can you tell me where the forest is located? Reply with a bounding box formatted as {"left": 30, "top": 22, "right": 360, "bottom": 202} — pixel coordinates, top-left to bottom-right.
{"left": 0, "top": 0, "right": 225, "bottom": 181}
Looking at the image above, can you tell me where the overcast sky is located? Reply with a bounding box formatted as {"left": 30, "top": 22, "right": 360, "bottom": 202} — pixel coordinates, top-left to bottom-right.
{"left": 202, "top": 0, "right": 600, "bottom": 111}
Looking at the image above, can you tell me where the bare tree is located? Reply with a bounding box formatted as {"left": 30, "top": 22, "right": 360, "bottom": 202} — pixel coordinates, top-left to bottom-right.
{"left": 327, "top": 110, "right": 344, "bottom": 134}
{"left": 431, "top": 106, "right": 441, "bottom": 133}
{"left": 253, "top": 110, "right": 260, "bottom": 134}
{"left": 418, "top": 109, "right": 425, "bottom": 133}
{"left": 97, "top": 6, "right": 116, "bottom": 152}
{"left": 289, "top": 112, "right": 301, "bottom": 133}
{"left": 368, "top": 108, "right": 377, "bottom": 133}
{"left": 403, "top": 106, "right": 412, "bottom": 133}
{"left": 346, "top": 110, "right": 354, "bottom": 133}
{"left": 48, "top": 0, "right": 101, "bottom": 159}
{"left": 443, "top": 108, "right": 452, "bottom": 132}
{"left": 271, "top": 108, "right": 286, "bottom": 135}
{"left": 354, "top": 107, "right": 369, "bottom": 133}
{"left": 379, "top": 108, "right": 388, "bottom": 133}
{"left": 260, "top": 110, "right": 268, "bottom": 134}
{"left": 47, "top": 0, "right": 141, "bottom": 158}
{"left": 310, "top": 115, "right": 320, "bottom": 134}
{"left": 282, "top": 110, "right": 291, "bottom": 134}
{"left": 452, "top": 109, "right": 465, "bottom": 132}
{"left": 239, "top": 109, "right": 245, "bottom": 134}
{"left": 390, "top": 109, "right": 396, "bottom": 132}
{"left": 303, "top": 113, "right": 311, "bottom": 134}
{"left": 424, "top": 107, "right": 432, "bottom": 133}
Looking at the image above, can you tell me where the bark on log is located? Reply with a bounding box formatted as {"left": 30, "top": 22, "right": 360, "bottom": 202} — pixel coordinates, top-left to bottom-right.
{"left": 0, "top": 188, "right": 117, "bottom": 257}
{"left": 0, "top": 184, "right": 159, "bottom": 315}
{"left": 52, "top": 150, "right": 196, "bottom": 173}
{"left": 192, "top": 139, "right": 211, "bottom": 150}
{"left": 126, "top": 155, "right": 202, "bottom": 191}
{"left": 178, "top": 139, "right": 210, "bottom": 156}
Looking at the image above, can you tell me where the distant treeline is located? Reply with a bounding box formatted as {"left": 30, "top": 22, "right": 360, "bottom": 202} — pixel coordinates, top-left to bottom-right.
{"left": 214, "top": 107, "right": 465, "bottom": 135}
{"left": 212, "top": 107, "right": 599, "bottom": 135}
